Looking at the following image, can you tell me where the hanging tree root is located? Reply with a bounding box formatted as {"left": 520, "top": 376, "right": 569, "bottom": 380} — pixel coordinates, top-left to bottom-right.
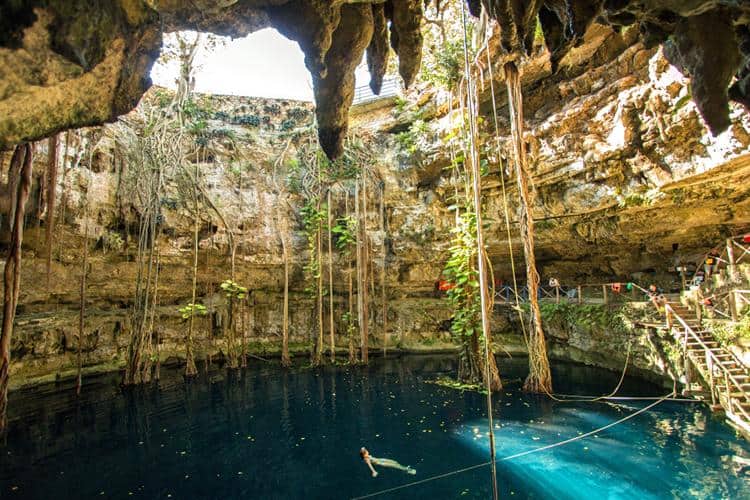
{"left": 504, "top": 61, "right": 552, "bottom": 394}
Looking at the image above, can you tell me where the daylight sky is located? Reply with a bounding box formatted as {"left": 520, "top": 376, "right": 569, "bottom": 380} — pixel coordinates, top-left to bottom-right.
{"left": 150, "top": 28, "right": 371, "bottom": 102}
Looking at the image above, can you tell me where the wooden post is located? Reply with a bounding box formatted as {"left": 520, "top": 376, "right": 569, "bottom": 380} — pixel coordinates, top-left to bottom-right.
{"left": 707, "top": 355, "right": 716, "bottom": 406}
{"left": 727, "top": 238, "right": 737, "bottom": 280}
{"left": 555, "top": 286, "right": 560, "bottom": 304}
{"left": 602, "top": 285, "right": 609, "bottom": 305}
{"left": 577, "top": 286, "right": 582, "bottom": 305}
{"left": 730, "top": 290, "right": 739, "bottom": 322}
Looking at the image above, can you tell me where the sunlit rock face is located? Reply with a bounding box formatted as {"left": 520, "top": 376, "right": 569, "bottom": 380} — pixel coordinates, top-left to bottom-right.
{"left": 1, "top": 1, "right": 749, "bottom": 159}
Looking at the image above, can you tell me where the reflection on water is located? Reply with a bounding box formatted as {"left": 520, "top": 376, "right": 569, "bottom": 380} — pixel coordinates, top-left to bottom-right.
{"left": 1, "top": 356, "right": 748, "bottom": 499}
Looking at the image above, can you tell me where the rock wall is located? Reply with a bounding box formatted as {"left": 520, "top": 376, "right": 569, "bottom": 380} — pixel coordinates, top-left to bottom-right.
{"left": 4, "top": 24, "right": 750, "bottom": 388}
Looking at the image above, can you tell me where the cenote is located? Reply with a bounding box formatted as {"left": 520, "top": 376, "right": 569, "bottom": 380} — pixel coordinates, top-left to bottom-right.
{"left": 2, "top": 356, "right": 749, "bottom": 499}
{"left": 3, "top": 1, "right": 750, "bottom": 499}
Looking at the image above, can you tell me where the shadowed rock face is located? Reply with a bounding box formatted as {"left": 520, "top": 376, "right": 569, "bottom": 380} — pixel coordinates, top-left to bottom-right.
{"left": 475, "top": 0, "right": 750, "bottom": 137}
{"left": 1, "top": 0, "right": 749, "bottom": 159}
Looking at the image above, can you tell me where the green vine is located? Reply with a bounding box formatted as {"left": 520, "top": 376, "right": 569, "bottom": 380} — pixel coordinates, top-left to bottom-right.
{"left": 332, "top": 215, "right": 357, "bottom": 252}
{"left": 178, "top": 303, "right": 208, "bottom": 319}
{"left": 300, "top": 200, "right": 327, "bottom": 296}
{"left": 442, "top": 209, "right": 481, "bottom": 342}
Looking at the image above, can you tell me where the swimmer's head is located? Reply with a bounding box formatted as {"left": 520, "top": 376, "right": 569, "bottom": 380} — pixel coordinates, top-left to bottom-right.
{"left": 360, "top": 447, "right": 368, "bottom": 458}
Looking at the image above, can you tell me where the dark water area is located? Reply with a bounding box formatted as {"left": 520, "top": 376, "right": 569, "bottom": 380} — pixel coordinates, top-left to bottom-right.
{"left": 1, "top": 355, "right": 749, "bottom": 499}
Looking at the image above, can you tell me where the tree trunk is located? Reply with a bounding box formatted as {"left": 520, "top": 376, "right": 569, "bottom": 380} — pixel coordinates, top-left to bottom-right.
{"left": 504, "top": 62, "right": 552, "bottom": 394}
{"left": 145, "top": 245, "right": 161, "bottom": 382}
{"left": 76, "top": 185, "right": 90, "bottom": 396}
{"left": 380, "top": 184, "right": 387, "bottom": 357}
{"left": 355, "top": 180, "right": 368, "bottom": 364}
{"left": 185, "top": 211, "right": 199, "bottom": 378}
{"left": 360, "top": 176, "right": 369, "bottom": 363}
{"left": 45, "top": 135, "right": 59, "bottom": 287}
{"left": 346, "top": 193, "right": 356, "bottom": 364}
{"left": 0, "top": 144, "right": 33, "bottom": 433}
{"left": 327, "top": 190, "right": 335, "bottom": 363}
{"left": 281, "top": 234, "right": 291, "bottom": 367}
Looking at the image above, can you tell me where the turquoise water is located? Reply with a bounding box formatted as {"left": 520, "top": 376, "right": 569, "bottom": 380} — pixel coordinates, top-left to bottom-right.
{"left": 1, "top": 356, "right": 749, "bottom": 499}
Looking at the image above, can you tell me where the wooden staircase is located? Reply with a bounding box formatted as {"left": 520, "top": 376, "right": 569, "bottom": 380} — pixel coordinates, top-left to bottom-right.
{"left": 665, "top": 301, "right": 750, "bottom": 437}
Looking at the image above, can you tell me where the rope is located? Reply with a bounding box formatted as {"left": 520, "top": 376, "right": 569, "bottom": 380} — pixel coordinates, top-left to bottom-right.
{"left": 351, "top": 391, "right": 675, "bottom": 499}
{"left": 499, "top": 391, "right": 674, "bottom": 461}
{"left": 350, "top": 461, "right": 492, "bottom": 500}
{"left": 459, "top": 3, "right": 499, "bottom": 499}
{"left": 544, "top": 338, "right": 632, "bottom": 403}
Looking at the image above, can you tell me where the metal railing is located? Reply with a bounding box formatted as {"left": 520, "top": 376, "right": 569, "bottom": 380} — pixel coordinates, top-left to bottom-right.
{"left": 352, "top": 77, "right": 401, "bottom": 106}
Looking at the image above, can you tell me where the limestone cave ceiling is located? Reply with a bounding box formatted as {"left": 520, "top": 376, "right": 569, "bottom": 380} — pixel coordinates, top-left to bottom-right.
{"left": 0, "top": 0, "right": 749, "bottom": 159}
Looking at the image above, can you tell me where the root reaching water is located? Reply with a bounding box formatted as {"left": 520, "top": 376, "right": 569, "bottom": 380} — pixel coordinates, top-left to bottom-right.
{"left": 504, "top": 61, "right": 553, "bottom": 394}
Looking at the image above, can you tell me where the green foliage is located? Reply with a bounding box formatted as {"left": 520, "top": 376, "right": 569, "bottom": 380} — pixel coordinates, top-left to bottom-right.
{"left": 154, "top": 89, "right": 172, "bottom": 108}
{"left": 538, "top": 303, "right": 628, "bottom": 335}
{"left": 182, "top": 98, "right": 213, "bottom": 121}
{"left": 395, "top": 120, "right": 429, "bottom": 155}
{"left": 443, "top": 210, "right": 482, "bottom": 342}
{"left": 263, "top": 103, "right": 281, "bottom": 115}
{"left": 286, "top": 107, "right": 309, "bottom": 121}
{"left": 101, "top": 230, "right": 124, "bottom": 253}
{"left": 285, "top": 157, "right": 303, "bottom": 193}
{"left": 342, "top": 311, "right": 357, "bottom": 337}
{"left": 233, "top": 114, "right": 261, "bottom": 127}
{"left": 178, "top": 303, "right": 208, "bottom": 320}
{"left": 618, "top": 192, "right": 648, "bottom": 208}
{"left": 708, "top": 313, "right": 750, "bottom": 347}
{"left": 394, "top": 95, "right": 408, "bottom": 114}
{"left": 421, "top": 37, "right": 465, "bottom": 90}
{"left": 210, "top": 128, "right": 236, "bottom": 140}
{"left": 280, "top": 118, "right": 296, "bottom": 131}
{"left": 220, "top": 279, "right": 249, "bottom": 300}
{"left": 429, "top": 376, "right": 487, "bottom": 394}
{"left": 332, "top": 215, "right": 357, "bottom": 253}
{"left": 300, "top": 200, "right": 327, "bottom": 295}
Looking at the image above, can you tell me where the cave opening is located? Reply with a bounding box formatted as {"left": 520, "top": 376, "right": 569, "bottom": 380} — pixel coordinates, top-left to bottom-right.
{"left": 1, "top": 1, "right": 750, "bottom": 498}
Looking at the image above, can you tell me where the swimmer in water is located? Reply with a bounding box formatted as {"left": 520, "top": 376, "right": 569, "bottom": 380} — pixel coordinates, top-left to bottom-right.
{"left": 359, "top": 447, "right": 416, "bottom": 477}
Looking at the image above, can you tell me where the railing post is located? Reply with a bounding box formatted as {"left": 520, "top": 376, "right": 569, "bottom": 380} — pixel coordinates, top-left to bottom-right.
{"left": 727, "top": 238, "right": 737, "bottom": 280}
{"left": 666, "top": 306, "right": 672, "bottom": 330}
{"left": 603, "top": 285, "right": 608, "bottom": 305}
{"left": 725, "top": 372, "right": 731, "bottom": 410}
{"left": 577, "top": 286, "right": 582, "bottom": 305}
{"left": 707, "top": 354, "right": 716, "bottom": 406}
{"left": 555, "top": 286, "right": 560, "bottom": 304}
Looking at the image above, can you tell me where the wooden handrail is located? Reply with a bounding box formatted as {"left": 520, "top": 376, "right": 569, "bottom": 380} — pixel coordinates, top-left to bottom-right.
{"left": 665, "top": 303, "right": 750, "bottom": 423}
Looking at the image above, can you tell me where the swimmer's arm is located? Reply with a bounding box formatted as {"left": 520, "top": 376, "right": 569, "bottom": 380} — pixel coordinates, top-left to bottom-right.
{"left": 365, "top": 458, "right": 378, "bottom": 477}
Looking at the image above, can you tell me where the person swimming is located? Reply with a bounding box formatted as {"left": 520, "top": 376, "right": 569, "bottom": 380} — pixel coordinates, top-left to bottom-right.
{"left": 359, "top": 447, "right": 416, "bottom": 477}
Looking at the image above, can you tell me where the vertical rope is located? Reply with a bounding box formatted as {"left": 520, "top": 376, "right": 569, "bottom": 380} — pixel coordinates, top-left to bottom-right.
{"left": 460, "top": 4, "right": 499, "bottom": 500}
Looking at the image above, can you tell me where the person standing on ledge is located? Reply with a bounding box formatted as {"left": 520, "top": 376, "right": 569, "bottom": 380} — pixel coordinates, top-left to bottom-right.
{"left": 360, "top": 447, "right": 416, "bottom": 477}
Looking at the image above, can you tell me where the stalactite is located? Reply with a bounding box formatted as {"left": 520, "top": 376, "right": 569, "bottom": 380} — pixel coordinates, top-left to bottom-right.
{"left": 504, "top": 61, "right": 552, "bottom": 394}
{"left": 0, "top": 143, "right": 33, "bottom": 433}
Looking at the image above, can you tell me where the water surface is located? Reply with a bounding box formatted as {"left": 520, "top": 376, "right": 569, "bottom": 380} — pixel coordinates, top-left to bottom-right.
{"left": 1, "top": 356, "right": 749, "bottom": 499}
